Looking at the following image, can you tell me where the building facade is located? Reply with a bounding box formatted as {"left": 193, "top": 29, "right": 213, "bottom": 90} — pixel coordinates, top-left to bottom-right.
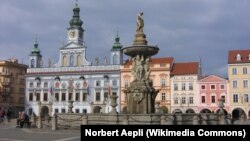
{"left": 197, "top": 75, "right": 229, "bottom": 113}
{"left": 25, "top": 4, "right": 122, "bottom": 117}
{"left": 228, "top": 49, "right": 250, "bottom": 119}
{"left": 0, "top": 59, "right": 28, "bottom": 116}
{"left": 120, "top": 57, "right": 174, "bottom": 113}
{"left": 170, "top": 62, "right": 200, "bottom": 113}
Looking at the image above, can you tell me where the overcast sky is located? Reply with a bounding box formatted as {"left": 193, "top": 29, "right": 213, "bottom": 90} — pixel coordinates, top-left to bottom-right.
{"left": 0, "top": 0, "right": 250, "bottom": 77}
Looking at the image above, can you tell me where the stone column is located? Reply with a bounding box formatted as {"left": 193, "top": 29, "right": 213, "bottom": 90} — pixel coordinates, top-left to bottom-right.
{"left": 193, "top": 115, "right": 199, "bottom": 125}
{"left": 52, "top": 114, "right": 57, "bottom": 131}
{"left": 30, "top": 112, "right": 36, "bottom": 127}
{"left": 82, "top": 115, "right": 88, "bottom": 125}
{"left": 123, "top": 115, "right": 129, "bottom": 125}
{"left": 37, "top": 112, "right": 43, "bottom": 129}
{"left": 48, "top": 102, "right": 53, "bottom": 116}
{"left": 160, "top": 115, "right": 166, "bottom": 125}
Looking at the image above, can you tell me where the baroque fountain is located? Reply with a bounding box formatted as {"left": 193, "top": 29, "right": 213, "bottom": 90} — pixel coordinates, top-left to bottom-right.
{"left": 122, "top": 12, "right": 160, "bottom": 114}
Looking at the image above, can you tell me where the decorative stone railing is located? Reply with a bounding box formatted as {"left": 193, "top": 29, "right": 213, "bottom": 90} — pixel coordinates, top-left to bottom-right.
{"left": 27, "top": 65, "right": 120, "bottom": 73}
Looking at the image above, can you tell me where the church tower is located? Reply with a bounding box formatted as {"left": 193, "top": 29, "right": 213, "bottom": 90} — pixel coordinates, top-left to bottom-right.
{"left": 29, "top": 40, "right": 42, "bottom": 68}
{"left": 58, "top": 2, "right": 90, "bottom": 67}
{"left": 110, "top": 33, "right": 123, "bottom": 65}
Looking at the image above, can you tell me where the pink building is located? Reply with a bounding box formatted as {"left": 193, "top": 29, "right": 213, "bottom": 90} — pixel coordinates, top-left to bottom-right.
{"left": 197, "top": 75, "right": 229, "bottom": 113}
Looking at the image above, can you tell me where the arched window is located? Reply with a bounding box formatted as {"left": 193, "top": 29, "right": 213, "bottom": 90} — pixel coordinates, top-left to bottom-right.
{"left": 76, "top": 55, "right": 81, "bottom": 66}
{"left": 70, "top": 55, "right": 74, "bottom": 67}
{"left": 62, "top": 55, "right": 67, "bottom": 67}
{"left": 113, "top": 54, "right": 118, "bottom": 65}
{"left": 31, "top": 59, "right": 35, "bottom": 68}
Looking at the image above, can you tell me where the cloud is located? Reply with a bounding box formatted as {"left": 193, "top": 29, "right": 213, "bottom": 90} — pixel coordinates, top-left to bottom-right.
{"left": 0, "top": 0, "right": 250, "bottom": 77}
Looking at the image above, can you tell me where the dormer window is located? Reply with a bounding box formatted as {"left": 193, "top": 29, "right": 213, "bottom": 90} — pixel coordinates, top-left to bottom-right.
{"left": 236, "top": 54, "right": 241, "bottom": 61}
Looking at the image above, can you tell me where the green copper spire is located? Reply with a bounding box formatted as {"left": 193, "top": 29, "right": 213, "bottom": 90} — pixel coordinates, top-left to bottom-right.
{"left": 112, "top": 32, "right": 123, "bottom": 50}
{"left": 69, "top": 1, "right": 83, "bottom": 28}
{"left": 30, "top": 39, "right": 42, "bottom": 56}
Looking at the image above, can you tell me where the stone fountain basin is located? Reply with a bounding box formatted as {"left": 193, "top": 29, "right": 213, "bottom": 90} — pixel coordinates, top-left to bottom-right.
{"left": 122, "top": 45, "right": 159, "bottom": 57}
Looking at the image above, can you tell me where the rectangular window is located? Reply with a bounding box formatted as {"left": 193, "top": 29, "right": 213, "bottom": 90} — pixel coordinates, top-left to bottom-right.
{"left": 201, "top": 96, "right": 205, "bottom": 103}
{"left": 211, "top": 96, "right": 215, "bottom": 103}
{"left": 174, "top": 97, "right": 178, "bottom": 104}
{"left": 55, "top": 93, "right": 59, "bottom": 101}
{"left": 174, "top": 83, "right": 178, "bottom": 91}
{"left": 201, "top": 85, "right": 206, "bottom": 90}
{"left": 104, "top": 92, "right": 108, "bottom": 100}
{"left": 75, "top": 93, "right": 80, "bottom": 101}
{"left": 96, "top": 81, "right": 101, "bottom": 87}
{"left": 75, "top": 109, "right": 80, "bottom": 113}
{"left": 189, "top": 83, "right": 193, "bottom": 90}
{"left": 232, "top": 68, "right": 237, "bottom": 75}
{"left": 43, "top": 93, "right": 48, "bottom": 101}
{"left": 189, "top": 97, "right": 193, "bottom": 104}
{"left": 210, "top": 85, "right": 215, "bottom": 90}
{"left": 221, "top": 96, "right": 226, "bottom": 103}
{"left": 161, "top": 93, "right": 166, "bottom": 100}
{"left": 36, "top": 93, "right": 40, "bottom": 101}
{"left": 220, "top": 85, "right": 225, "bottom": 90}
{"left": 61, "top": 109, "right": 66, "bottom": 113}
{"left": 30, "top": 83, "right": 34, "bottom": 88}
{"left": 37, "top": 82, "right": 41, "bottom": 88}
{"left": 62, "top": 93, "right": 66, "bottom": 101}
{"left": 29, "top": 93, "right": 33, "bottom": 101}
{"left": 243, "top": 67, "right": 248, "bottom": 74}
{"left": 69, "top": 93, "right": 72, "bottom": 101}
{"left": 181, "top": 97, "right": 186, "bottom": 104}
{"left": 161, "top": 79, "right": 166, "bottom": 87}
{"left": 112, "top": 80, "right": 117, "bottom": 86}
{"left": 54, "top": 109, "right": 59, "bottom": 113}
{"left": 243, "top": 80, "right": 248, "bottom": 88}
{"left": 82, "top": 109, "right": 87, "bottom": 113}
{"left": 233, "top": 80, "right": 237, "bottom": 88}
{"left": 95, "top": 92, "right": 101, "bottom": 101}
{"left": 244, "top": 94, "right": 249, "bottom": 103}
{"left": 82, "top": 93, "right": 87, "bottom": 101}
{"left": 125, "top": 80, "right": 129, "bottom": 88}
{"left": 233, "top": 94, "right": 238, "bottom": 103}
{"left": 112, "top": 92, "right": 117, "bottom": 96}
{"left": 104, "top": 80, "right": 109, "bottom": 87}
{"left": 44, "top": 82, "right": 48, "bottom": 88}
{"left": 182, "top": 83, "right": 186, "bottom": 91}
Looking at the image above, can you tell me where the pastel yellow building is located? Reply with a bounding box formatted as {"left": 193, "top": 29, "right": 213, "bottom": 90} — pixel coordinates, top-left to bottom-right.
{"left": 228, "top": 49, "right": 250, "bottom": 119}
{"left": 120, "top": 57, "right": 174, "bottom": 113}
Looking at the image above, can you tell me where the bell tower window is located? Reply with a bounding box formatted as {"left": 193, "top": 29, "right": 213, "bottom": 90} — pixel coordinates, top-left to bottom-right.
{"left": 76, "top": 55, "right": 81, "bottom": 66}
{"left": 31, "top": 59, "right": 35, "bottom": 68}
{"left": 113, "top": 54, "right": 118, "bottom": 65}
{"left": 70, "top": 55, "right": 74, "bottom": 67}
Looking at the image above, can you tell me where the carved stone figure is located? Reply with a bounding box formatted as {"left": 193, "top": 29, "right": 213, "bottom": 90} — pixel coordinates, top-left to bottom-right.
{"left": 144, "top": 57, "right": 151, "bottom": 80}
{"left": 136, "top": 12, "right": 144, "bottom": 32}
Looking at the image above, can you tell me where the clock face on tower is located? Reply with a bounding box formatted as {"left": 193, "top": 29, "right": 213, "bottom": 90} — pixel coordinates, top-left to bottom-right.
{"left": 69, "top": 31, "right": 77, "bottom": 38}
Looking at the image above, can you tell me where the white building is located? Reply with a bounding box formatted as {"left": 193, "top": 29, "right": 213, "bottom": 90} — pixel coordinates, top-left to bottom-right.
{"left": 170, "top": 62, "right": 200, "bottom": 113}
{"left": 25, "top": 3, "right": 123, "bottom": 117}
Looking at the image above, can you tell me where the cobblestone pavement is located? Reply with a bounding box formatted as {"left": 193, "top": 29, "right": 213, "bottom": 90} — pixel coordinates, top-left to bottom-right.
{"left": 0, "top": 118, "right": 80, "bottom": 141}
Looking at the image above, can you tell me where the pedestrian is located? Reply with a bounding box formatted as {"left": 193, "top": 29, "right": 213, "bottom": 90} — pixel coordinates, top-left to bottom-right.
{"left": 7, "top": 108, "right": 12, "bottom": 122}
{"left": 16, "top": 111, "right": 22, "bottom": 127}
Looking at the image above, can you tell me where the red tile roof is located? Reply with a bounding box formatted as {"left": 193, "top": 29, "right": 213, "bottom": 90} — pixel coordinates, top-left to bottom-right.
{"left": 123, "top": 57, "right": 174, "bottom": 65}
{"left": 228, "top": 49, "right": 250, "bottom": 64}
{"left": 171, "top": 62, "right": 199, "bottom": 75}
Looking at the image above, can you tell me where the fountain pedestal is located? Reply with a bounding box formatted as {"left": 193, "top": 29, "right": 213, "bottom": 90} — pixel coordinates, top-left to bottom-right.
{"left": 122, "top": 12, "right": 159, "bottom": 114}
